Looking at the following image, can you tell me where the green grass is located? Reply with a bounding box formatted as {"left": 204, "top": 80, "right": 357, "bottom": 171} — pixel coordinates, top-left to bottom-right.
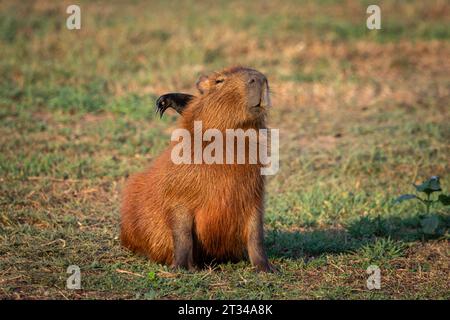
{"left": 0, "top": 0, "right": 449, "bottom": 299}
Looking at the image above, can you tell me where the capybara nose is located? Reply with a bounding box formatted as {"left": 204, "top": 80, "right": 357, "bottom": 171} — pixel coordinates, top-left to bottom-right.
{"left": 247, "top": 72, "right": 267, "bottom": 86}
{"left": 245, "top": 70, "right": 269, "bottom": 108}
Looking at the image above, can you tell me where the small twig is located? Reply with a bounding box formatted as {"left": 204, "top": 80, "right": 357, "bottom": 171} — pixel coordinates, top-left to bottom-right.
{"left": 58, "top": 290, "right": 69, "bottom": 300}
{"left": 210, "top": 282, "right": 228, "bottom": 287}
{"left": 41, "top": 239, "right": 66, "bottom": 248}
{"left": 0, "top": 275, "right": 24, "bottom": 284}
{"left": 157, "top": 270, "right": 178, "bottom": 278}
{"left": 115, "top": 269, "right": 144, "bottom": 278}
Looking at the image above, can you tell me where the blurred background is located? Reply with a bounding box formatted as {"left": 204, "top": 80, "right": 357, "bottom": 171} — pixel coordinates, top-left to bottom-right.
{"left": 0, "top": 0, "right": 449, "bottom": 299}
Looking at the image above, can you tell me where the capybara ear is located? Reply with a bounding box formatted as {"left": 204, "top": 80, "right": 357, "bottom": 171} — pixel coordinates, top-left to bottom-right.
{"left": 155, "top": 93, "right": 194, "bottom": 118}
{"left": 196, "top": 75, "right": 210, "bottom": 94}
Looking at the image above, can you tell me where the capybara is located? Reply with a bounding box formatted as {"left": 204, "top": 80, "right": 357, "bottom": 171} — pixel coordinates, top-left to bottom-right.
{"left": 120, "top": 66, "right": 275, "bottom": 272}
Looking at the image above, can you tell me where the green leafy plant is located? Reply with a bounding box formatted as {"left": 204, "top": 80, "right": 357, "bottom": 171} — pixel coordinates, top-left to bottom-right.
{"left": 356, "top": 237, "right": 407, "bottom": 266}
{"left": 147, "top": 271, "right": 157, "bottom": 282}
{"left": 395, "top": 176, "right": 450, "bottom": 214}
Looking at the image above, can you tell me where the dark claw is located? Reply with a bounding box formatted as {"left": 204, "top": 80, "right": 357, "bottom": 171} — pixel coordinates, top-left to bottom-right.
{"left": 155, "top": 93, "right": 194, "bottom": 118}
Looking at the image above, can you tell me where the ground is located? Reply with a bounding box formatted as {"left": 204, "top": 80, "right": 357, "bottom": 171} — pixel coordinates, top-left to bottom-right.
{"left": 0, "top": 0, "right": 449, "bottom": 299}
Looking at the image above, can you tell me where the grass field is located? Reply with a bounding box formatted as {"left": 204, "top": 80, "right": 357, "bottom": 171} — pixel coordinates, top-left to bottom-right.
{"left": 0, "top": 0, "right": 449, "bottom": 299}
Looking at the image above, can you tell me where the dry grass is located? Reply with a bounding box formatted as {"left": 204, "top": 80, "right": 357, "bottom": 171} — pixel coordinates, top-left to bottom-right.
{"left": 0, "top": 0, "right": 449, "bottom": 299}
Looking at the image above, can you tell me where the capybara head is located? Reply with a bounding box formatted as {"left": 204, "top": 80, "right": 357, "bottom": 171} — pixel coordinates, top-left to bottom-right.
{"left": 194, "top": 66, "right": 271, "bottom": 128}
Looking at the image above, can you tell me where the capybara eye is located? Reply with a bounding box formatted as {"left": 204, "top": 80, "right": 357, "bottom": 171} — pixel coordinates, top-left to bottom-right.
{"left": 215, "top": 78, "right": 224, "bottom": 84}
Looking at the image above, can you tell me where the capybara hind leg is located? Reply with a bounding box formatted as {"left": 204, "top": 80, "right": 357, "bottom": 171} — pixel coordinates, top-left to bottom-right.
{"left": 120, "top": 218, "right": 143, "bottom": 254}
{"left": 246, "top": 209, "right": 276, "bottom": 273}
{"left": 170, "top": 206, "right": 195, "bottom": 271}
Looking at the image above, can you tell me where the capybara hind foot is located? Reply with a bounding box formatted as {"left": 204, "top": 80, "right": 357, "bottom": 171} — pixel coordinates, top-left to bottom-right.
{"left": 254, "top": 262, "right": 278, "bottom": 273}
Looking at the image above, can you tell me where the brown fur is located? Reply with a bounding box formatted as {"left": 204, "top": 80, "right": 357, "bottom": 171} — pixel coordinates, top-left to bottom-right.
{"left": 120, "top": 66, "right": 275, "bottom": 271}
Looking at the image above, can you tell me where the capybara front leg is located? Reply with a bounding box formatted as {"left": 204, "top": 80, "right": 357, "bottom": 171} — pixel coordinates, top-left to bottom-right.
{"left": 170, "top": 206, "right": 195, "bottom": 271}
{"left": 247, "top": 209, "right": 276, "bottom": 273}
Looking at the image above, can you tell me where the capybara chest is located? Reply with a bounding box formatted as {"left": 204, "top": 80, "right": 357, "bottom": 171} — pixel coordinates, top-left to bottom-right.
{"left": 191, "top": 167, "right": 264, "bottom": 260}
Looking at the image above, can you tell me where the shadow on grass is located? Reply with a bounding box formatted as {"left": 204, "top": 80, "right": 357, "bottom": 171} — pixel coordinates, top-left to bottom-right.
{"left": 266, "top": 213, "right": 449, "bottom": 259}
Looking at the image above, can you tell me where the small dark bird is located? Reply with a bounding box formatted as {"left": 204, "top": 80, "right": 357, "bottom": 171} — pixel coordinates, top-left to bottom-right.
{"left": 155, "top": 93, "right": 194, "bottom": 117}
